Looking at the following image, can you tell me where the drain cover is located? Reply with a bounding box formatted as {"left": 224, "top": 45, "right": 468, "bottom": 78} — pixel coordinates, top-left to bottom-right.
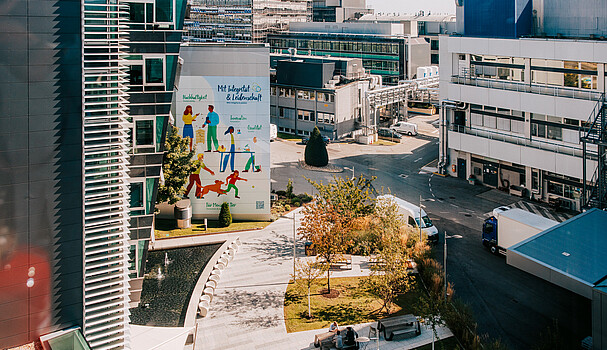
{"left": 449, "top": 196, "right": 456, "bottom": 199}
{"left": 464, "top": 214, "right": 472, "bottom": 217}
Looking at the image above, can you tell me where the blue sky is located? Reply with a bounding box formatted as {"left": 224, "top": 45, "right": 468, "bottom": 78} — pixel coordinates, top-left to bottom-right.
{"left": 366, "top": 0, "right": 455, "bottom": 15}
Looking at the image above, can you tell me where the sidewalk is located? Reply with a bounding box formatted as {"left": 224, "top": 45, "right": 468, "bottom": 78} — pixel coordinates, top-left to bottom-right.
{"left": 189, "top": 209, "right": 453, "bottom": 350}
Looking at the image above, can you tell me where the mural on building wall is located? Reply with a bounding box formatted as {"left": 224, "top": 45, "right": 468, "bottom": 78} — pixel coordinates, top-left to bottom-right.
{"left": 176, "top": 76, "right": 270, "bottom": 219}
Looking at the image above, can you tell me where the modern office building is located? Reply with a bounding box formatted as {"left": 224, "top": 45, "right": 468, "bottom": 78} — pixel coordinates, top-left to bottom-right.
{"left": 123, "top": 0, "right": 188, "bottom": 307}
{"left": 0, "top": 0, "right": 187, "bottom": 349}
{"left": 270, "top": 54, "right": 382, "bottom": 139}
{"left": 183, "top": 0, "right": 253, "bottom": 43}
{"left": 268, "top": 22, "right": 430, "bottom": 85}
{"left": 356, "top": 12, "right": 456, "bottom": 64}
{"left": 439, "top": 0, "right": 606, "bottom": 212}
{"left": 312, "top": 0, "right": 372, "bottom": 23}
{"left": 0, "top": 0, "right": 130, "bottom": 348}
{"left": 183, "top": 0, "right": 312, "bottom": 43}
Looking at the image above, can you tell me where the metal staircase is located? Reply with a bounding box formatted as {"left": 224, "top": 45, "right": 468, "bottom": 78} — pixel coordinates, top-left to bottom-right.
{"left": 581, "top": 94, "right": 607, "bottom": 210}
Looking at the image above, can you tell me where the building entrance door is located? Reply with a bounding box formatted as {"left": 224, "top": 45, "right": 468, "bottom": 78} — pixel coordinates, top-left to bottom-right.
{"left": 457, "top": 158, "right": 466, "bottom": 179}
{"left": 483, "top": 163, "right": 498, "bottom": 187}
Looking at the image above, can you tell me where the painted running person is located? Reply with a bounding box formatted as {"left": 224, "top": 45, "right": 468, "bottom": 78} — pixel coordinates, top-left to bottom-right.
{"left": 182, "top": 105, "right": 199, "bottom": 151}
{"left": 202, "top": 105, "right": 220, "bottom": 152}
{"left": 220, "top": 126, "right": 236, "bottom": 173}
{"left": 184, "top": 154, "right": 215, "bottom": 197}
{"left": 243, "top": 137, "right": 261, "bottom": 172}
{"left": 196, "top": 180, "right": 227, "bottom": 199}
{"left": 225, "top": 170, "right": 247, "bottom": 199}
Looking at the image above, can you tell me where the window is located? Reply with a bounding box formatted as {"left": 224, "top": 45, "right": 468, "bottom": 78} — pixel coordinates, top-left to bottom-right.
{"left": 155, "top": 0, "right": 173, "bottom": 23}
{"left": 145, "top": 57, "right": 164, "bottom": 85}
{"left": 130, "top": 65, "right": 143, "bottom": 85}
{"left": 135, "top": 120, "right": 154, "bottom": 146}
{"left": 297, "top": 110, "right": 315, "bottom": 122}
{"left": 130, "top": 182, "right": 144, "bottom": 210}
{"left": 408, "top": 216, "right": 417, "bottom": 228}
{"left": 130, "top": 3, "right": 145, "bottom": 23}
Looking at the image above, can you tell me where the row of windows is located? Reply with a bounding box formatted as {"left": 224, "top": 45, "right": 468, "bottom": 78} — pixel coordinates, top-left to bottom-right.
{"left": 468, "top": 105, "right": 584, "bottom": 144}
{"left": 363, "top": 60, "right": 399, "bottom": 72}
{"left": 274, "top": 107, "right": 335, "bottom": 124}
{"left": 271, "top": 87, "right": 335, "bottom": 102}
{"left": 269, "top": 38, "right": 400, "bottom": 55}
{"left": 468, "top": 55, "right": 600, "bottom": 90}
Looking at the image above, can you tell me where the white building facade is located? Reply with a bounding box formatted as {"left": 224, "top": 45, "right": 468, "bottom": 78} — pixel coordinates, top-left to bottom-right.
{"left": 439, "top": 35, "right": 605, "bottom": 211}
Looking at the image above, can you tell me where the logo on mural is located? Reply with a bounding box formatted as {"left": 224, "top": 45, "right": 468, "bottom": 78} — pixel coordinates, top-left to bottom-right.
{"left": 183, "top": 94, "right": 208, "bottom": 101}
{"left": 252, "top": 83, "right": 262, "bottom": 93}
{"left": 230, "top": 115, "right": 247, "bottom": 122}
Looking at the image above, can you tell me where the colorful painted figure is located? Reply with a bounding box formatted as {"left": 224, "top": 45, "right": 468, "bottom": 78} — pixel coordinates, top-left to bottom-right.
{"left": 182, "top": 105, "right": 199, "bottom": 151}
{"left": 185, "top": 154, "right": 215, "bottom": 197}
{"left": 225, "top": 170, "right": 247, "bottom": 199}
{"left": 243, "top": 137, "right": 261, "bottom": 173}
{"left": 196, "top": 180, "right": 227, "bottom": 199}
{"left": 202, "top": 105, "right": 220, "bottom": 152}
{"left": 220, "top": 126, "right": 236, "bottom": 173}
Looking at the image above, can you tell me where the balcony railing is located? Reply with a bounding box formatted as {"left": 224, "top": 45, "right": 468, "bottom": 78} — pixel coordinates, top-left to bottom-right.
{"left": 450, "top": 75, "right": 602, "bottom": 101}
{"left": 449, "top": 124, "right": 598, "bottom": 160}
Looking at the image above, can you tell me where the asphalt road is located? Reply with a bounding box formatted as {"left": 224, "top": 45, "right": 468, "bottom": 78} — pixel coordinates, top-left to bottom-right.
{"left": 270, "top": 116, "right": 591, "bottom": 349}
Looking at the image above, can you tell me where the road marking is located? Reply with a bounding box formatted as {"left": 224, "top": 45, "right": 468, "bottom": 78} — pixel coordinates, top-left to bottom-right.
{"left": 414, "top": 157, "right": 423, "bottom": 163}
{"left": 450, "top": 203, "right": 459, "bottom": 208}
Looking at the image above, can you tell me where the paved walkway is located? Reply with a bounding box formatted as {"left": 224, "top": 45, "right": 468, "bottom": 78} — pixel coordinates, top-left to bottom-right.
{"left": 188, "top": 209, "right": 453, "bottom": 350}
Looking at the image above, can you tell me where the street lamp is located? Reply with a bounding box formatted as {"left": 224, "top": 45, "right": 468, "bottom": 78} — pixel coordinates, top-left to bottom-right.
{"left": 444, "top": 232, "right": 462, "bottom": 300}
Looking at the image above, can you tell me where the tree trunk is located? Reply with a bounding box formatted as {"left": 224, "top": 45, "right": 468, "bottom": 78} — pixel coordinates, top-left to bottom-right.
{"left": 308, "top": 288, "right": 312, "bottom": 318}
{"left": 327, "top": 269, "right": 331, "bottom": 293}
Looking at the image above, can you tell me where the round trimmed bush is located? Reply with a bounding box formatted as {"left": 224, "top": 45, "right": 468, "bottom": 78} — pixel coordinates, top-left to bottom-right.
{"left": 304, "top": 127, "right": 329, "bottom": 167}
{"left": 218, "top": 202, "right": 232, "bottom": 227}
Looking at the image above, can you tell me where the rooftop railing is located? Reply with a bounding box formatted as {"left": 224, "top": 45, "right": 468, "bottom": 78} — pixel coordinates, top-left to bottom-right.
{"left": 450, "top": 74, "right": 602, "bottom": 101}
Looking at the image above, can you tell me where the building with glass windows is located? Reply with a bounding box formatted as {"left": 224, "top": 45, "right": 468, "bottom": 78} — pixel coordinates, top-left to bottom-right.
{"left": 356, "top": 12, "right": 456, "bottom": 65}
{"left": 123, "top": 0, "right": 188, "bottom": 308}
{"left": 270, "top": 54, "right": 382, "bottom": 139}
{"left": 268, "top": 22, "right": 430, "bottom": 85}
{"left": 439, "top": 0, "right": 606, "bottom": 212}
{"left": 183, "top": 0, "right": 312, "bottom": 43}
{"left": 312, "top": 0, "right": 372, "bottom": 23}
{"left": 0, "top": 0, "right": 187, "bottom": 349}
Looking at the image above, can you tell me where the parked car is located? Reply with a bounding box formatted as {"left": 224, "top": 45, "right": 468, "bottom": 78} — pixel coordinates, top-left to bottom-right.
{"left": 377, "top": 128, "right": 402, "bottom": 141}
{"left": 390, "top": 121, "right": 418, "bottom": 136}
{"left": 302, "top": 135, "right": 330, "bottom": 145}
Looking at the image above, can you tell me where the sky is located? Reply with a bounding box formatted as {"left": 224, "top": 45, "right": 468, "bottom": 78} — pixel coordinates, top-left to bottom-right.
{"left": 366, "top": 0, "right": 456, "bottom": 15}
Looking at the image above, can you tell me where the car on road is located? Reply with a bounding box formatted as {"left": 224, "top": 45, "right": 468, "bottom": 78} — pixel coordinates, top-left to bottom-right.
{"left": 390, "top": 121, "right": 418, "bottom": 136}
{"left": 301, "top": 135, "right": 330, "bottom": 145}
{"left": 377, "top": 128, "right": 402, "bottom": 141}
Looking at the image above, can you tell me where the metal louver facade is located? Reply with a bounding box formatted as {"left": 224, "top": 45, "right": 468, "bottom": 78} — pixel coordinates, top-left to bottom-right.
{"left": 82, "top": 0, "right": 132, "bottom": 349}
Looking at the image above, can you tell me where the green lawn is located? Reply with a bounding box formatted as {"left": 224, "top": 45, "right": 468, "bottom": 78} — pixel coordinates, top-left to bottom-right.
{"left": 154, "top": 218, "right": 271, "bottom": 239}
{"left": 277, "top": 132, "right": 302, "bottom": 142}
{"left": 284, "top": 276, "right": 425, "bottom": 333}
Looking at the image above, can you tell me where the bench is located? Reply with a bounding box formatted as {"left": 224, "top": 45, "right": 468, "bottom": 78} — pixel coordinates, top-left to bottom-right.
{"left": 377, "top": 314, "right": 421, "bottom": 341}
{"left": 386, "top": 327, "right": 419, "bottom": 341}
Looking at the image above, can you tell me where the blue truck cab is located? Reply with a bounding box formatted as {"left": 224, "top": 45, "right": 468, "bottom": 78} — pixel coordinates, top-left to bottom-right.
{"left": 482, "top": 216, "right": 498, "bottom": 254}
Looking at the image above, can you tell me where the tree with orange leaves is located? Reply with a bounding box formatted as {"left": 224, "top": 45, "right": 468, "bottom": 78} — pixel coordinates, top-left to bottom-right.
{"left": 298, "top": 175, "right": 376, "bottom": 293}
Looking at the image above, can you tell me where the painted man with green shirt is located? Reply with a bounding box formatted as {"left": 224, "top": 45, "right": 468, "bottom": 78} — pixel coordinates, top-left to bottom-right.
{"left": 203, "top": 105, "right": 220, "bottom": 152}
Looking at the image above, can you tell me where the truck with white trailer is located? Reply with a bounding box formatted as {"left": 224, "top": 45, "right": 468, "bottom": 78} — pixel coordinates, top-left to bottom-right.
{"left": 482, "top": 208, "right": 558, "bottom": 255}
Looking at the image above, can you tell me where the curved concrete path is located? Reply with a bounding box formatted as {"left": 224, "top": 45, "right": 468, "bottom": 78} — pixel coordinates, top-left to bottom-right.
{"left": 188, "top": 208, "right": 452, "bottom": 350}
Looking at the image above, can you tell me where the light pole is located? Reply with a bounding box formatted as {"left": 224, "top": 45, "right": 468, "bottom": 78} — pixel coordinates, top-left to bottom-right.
{"left": 444, "top": 232, "right": 462, "bottom": 300}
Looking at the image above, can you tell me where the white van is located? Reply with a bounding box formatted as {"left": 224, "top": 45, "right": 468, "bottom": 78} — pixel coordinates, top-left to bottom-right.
{"left": 270, "top": 123, "right": 277, "bottom": 141}
{"left": 377, "top": 195, "right": 439, "bottom": 243}
{"left": 390, "top": 121, "right": 418, "bottom": 136}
